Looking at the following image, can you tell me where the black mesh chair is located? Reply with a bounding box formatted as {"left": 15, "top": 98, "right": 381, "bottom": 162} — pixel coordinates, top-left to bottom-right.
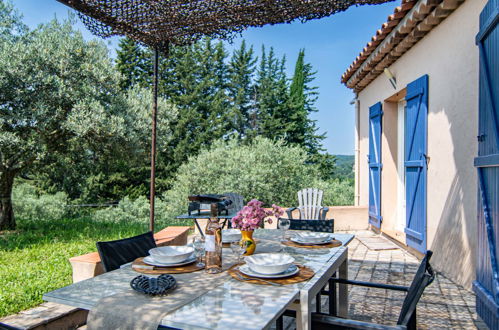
{"left": 96, "top": 231, "right": 157, "bottom": 272}
{"left": 313, "top": 250, "right": 435, "bottom": 330}
{"left": 282, "top": 218, "right": 334, "bottom": 233}
{"left": 276, "top": 217, "right": 335, "bottom": 330}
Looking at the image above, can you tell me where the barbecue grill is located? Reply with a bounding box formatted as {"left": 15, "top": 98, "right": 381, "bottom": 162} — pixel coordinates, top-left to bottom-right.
{"left": 187, "top": 194, "right": 232, "bottom": 216}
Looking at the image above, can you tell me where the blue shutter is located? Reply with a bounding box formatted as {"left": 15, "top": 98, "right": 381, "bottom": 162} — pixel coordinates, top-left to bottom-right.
{"left": 404, "top": 75, "right": 428, "bottom": 253}
{"left": 474, "top": 1, "right": 499, "bottom": 328}
{"left": 368, "top": 102, "right": 383, "bottom": 228}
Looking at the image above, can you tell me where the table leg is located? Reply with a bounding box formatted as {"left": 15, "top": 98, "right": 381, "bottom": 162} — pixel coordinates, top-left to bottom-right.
{"left": 194, "top": 219, "right": 204, "bottom": 238}
{"left": 338, "top": 258, "right": 349, "bottom": 318}
{"left": 287, "top": 299, "right": 308, "bottom": 330}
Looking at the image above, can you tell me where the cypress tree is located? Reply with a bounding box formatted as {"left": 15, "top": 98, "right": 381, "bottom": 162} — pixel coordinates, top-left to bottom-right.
{"left": 115, "top": 38, "right": 151, "bottom": 90}
{"left": 288, "top": 49, "right": 334, "bottom": 179}
{"left": 227, "top": 40, "right": 257, "bottom": 138}
{"left": 255, "top": 46, "right": 290, "bottom": 140}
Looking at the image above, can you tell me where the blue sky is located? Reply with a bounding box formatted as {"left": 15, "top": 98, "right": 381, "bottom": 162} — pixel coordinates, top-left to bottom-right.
{"left": 13, "top": 0, "right": 398, "bottom": 155}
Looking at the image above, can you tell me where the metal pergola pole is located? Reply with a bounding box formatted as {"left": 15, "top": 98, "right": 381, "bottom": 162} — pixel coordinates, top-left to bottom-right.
{"left": 149, "top": 46, "right": 159, "bottom": 232}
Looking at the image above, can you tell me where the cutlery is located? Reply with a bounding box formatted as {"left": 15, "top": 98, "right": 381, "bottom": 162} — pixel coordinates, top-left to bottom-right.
{"left": 235, "top": 272, "right": 282, "bottom": 287}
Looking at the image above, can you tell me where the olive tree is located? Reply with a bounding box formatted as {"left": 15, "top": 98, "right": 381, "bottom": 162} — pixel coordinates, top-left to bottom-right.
{"left": 0, "top": 17, "right": 177, "bottom": 229}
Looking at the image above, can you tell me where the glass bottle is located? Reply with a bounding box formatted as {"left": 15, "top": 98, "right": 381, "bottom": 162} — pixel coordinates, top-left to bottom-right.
{"left": 205, "top": 203, "right": 222, "bottom": 273}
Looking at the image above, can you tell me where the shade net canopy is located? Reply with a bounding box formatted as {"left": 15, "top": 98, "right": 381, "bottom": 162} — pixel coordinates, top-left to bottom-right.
{"left": 57, "top": 0, "right": 394, "bottom": 49}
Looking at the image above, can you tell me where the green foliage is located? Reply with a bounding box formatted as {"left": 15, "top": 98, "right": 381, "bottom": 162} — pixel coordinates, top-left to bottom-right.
{"left": 162, "top": 137, "right": 323, "bottom": 219}
{"left": 115, "top": 38, "right": 335, "bottom": 186}
{"left": 333, "top": 155, "right": 354, "bottom": 180}
{"left": 92, "top": 196, "right": 150, "bottom": 224}
{"left": 314, "top": 178, "right": 355, "bottom": 206}
{"left": 0, "top": 0, "right": 26, "bottom": 41}
{"left": 0, "top": 216, "right": 149, "bottom": 318}
{"left": 227, "top": 40, "right": 257, "bottom": 138}
{"left": 116, "top": 38, "right": 151, "bottom": 90}
{"left": 12, "top": 183, "right": 68, "bottom": 221}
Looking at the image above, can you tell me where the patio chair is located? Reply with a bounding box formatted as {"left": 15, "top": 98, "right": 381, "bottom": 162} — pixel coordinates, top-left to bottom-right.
{"left": 223, "top": 192, "right": 244, "bottom": 228}
{"left": 313, "top": 250, "right": 435, "bottom": 329}
{"left": 280, "top": 218, "right": 334, "bottom": 233}
{"left": 287, "top": 188, "right": 329, "bottom": 220}
{"left": 96, "top": 231, "right": 157, "bottom": 272}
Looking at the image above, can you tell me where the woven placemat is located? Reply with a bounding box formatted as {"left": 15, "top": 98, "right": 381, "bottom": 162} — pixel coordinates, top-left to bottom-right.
{"left": 132, "top": 257, "right": 204, "bottom": 274}
{"left": 282, "top": 239, "right": 342, "bottom": 249}
{"left": 228, "top": 264, "right": 314, "bottom": 285}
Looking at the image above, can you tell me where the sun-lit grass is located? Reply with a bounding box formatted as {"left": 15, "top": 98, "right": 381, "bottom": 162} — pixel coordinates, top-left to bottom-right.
{"left": 0, "top": 217, "right": 189, "bottom": 317}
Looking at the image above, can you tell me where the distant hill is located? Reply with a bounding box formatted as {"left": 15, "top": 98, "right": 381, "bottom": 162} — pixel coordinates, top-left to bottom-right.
{"left": 334, "top": 155, "right": 354, "bottom": 180}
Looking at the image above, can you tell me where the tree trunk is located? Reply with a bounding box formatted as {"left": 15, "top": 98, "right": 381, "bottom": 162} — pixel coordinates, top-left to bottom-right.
{"left": 0, "top": 171, "right": 16, "bottom": 230}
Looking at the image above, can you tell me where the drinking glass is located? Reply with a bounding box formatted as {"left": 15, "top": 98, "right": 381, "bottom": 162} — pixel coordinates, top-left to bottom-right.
{"left": 193, "top": 236, "right": 205, "bottom": 267}
{"left": 278, "top": 218, "right": 291, "bottom": 242}
{"left": 230, "top": 241, "right": 246, "bottom": 264}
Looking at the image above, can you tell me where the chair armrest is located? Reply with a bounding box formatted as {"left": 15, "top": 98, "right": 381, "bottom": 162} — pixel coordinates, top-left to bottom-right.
{"left": 286, "top": 207, "right": 298, "bottom": 219}
{"left": 311, "top": 313, "right": 407, "bottom": 330}
{"left": 330, "top": 278, "right": 409, "bottom": 292}
{"left": 320, "top": 206, "right": 329, "bottom": 220}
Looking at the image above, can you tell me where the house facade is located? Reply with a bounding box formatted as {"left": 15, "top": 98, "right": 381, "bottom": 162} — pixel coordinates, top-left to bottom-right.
{"left": 342, "top": 0, "right": 498, "bottom": 320}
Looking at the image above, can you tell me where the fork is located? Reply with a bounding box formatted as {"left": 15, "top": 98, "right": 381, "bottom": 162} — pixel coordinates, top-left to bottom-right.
{"left": 235, "top": 272, "right": 282, "bottom": 287}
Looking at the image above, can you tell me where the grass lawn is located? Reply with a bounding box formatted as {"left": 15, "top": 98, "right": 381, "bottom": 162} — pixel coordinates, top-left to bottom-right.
{"left": 0, "top": 217, "right": 187, "bottom": 318}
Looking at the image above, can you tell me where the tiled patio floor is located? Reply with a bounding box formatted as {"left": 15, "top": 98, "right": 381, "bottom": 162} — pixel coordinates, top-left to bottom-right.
{"left": 281, "top": 231, "right": 487, "bottom": 329}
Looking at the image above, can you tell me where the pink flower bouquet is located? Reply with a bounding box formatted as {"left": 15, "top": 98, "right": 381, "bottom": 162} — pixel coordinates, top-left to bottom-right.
{"left": 231, "top": 199, "right": 284, "bottom": 231}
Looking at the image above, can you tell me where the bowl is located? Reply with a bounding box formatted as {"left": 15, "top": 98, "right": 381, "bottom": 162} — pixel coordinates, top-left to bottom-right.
{"left": 295, "top": 232, "right": 332, "bottom": 243}
{"left": 222, "top": 229, "right": 241, "bottom": 243}
{"left": 245, "top": 253, "right": 295, "bottom": 275}
{"left": 148, "top": 246, "right": 194, "bottom": 264}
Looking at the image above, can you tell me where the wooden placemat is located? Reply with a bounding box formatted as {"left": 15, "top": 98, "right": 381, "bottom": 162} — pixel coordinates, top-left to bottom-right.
{"left": 282, "top": 239, "right": 342, "bottom": 249}
{"left": 131, "top": 257, "right": 204, "bottom": 274}
{"left": 228, "top": 264, "right": 314, "bottom": 285}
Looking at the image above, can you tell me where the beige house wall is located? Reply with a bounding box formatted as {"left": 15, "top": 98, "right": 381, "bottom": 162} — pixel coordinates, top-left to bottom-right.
{"left": 355, "top": 0, "right": 486, "bottom": 289}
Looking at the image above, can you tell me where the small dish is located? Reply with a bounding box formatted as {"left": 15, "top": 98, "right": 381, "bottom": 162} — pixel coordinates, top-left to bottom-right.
{"left": 222, "top": 229, "right": 241, "bottom": 243}
{"left": 294, "top": 232, "right": 333, "bottom": 243}
{"left": 130, "top": 274, "right": 176, "bottom": 296}
{"left": 148, "top": 246, "right": 194, "bottom": 263}
{"left": 245, "top": 253, "right": 295, "bottom": 275}
{"left": 143, "top": 255, "right": 196, "bottom": 267}
{"left": 239, "top": 264, "right": 299, "bottom": 279}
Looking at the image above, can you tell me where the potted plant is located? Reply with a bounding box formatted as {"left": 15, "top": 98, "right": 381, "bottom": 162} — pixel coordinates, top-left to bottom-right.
{"left": 231, "top": 199, "right": 284, "bottom": 255}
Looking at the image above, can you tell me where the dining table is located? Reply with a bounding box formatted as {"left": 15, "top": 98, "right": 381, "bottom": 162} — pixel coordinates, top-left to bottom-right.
{"left": 43, "top": 229, "right": 354, "bottom": 330}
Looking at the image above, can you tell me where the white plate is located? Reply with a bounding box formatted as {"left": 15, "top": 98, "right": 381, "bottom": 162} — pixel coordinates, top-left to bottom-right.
{"left": 143, "top": 255, "right": 196, "bottom": 267}
{"left": 239, "top": 264, "right": 299, "bottom": 279}
{"left": 295, "top": 232, "right": 332, "bottom": 243}
{"left": 290, "top": 236, "right": 334, "bottom": 245}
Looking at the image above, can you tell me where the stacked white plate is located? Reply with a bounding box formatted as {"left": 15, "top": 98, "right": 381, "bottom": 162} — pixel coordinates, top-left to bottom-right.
{"left": 222, "top": 229, "right": 241, "bottom": 243}
{"left": 240, "top": 253, "right": 298, "bottom": 278}
{"left": 291, "top": 232, "right": 334, "bottom": 245}
{"left": 143, "top": 246, "right": 195, "bottom": 267}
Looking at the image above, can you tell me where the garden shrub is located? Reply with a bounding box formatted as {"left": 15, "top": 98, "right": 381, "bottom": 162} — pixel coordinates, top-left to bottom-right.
{"left": 12, "top": 183, "right": 68, "bottom": 221}
{"left": 161, "top": 137, "right": 323, "bottom": 219}
{"left": 92, "top": 196, "right": 150, "bottom": 224}
{"left": 313, "top": 178, "right": 354, "bottom": 206}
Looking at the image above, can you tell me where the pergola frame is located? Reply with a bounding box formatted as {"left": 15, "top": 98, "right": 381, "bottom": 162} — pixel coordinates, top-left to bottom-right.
{"left": 56, "top": 0, "right": 394, "bottom": 231}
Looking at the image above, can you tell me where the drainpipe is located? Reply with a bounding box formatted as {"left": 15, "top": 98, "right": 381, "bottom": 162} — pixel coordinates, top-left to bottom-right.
{"left": 354, "top": 96, "right": 361, "bottom": 206}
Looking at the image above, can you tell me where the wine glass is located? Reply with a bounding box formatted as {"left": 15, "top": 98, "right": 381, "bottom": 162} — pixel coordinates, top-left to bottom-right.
{"left": 278, "top": 218, "right": 291, "bottom": 242}
{"left": 192, "top": 236, "right": 205, "bottom": 267}
{"left": 230, "top": 241, "right": 246, "bottom": 264}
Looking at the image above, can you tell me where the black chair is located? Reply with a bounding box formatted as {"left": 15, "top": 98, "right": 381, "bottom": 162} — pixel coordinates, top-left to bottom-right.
{"left": 276, "top": 217, "right": 335, "bottom": 329}
{"left": 313, "top": 250, "right": 435, "bottom": 330}
{"left": 96, "top": 231, "right": 157, "bottom": 272}
{"left": 282, "top": 218, "right": 334, "bottom": 233}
